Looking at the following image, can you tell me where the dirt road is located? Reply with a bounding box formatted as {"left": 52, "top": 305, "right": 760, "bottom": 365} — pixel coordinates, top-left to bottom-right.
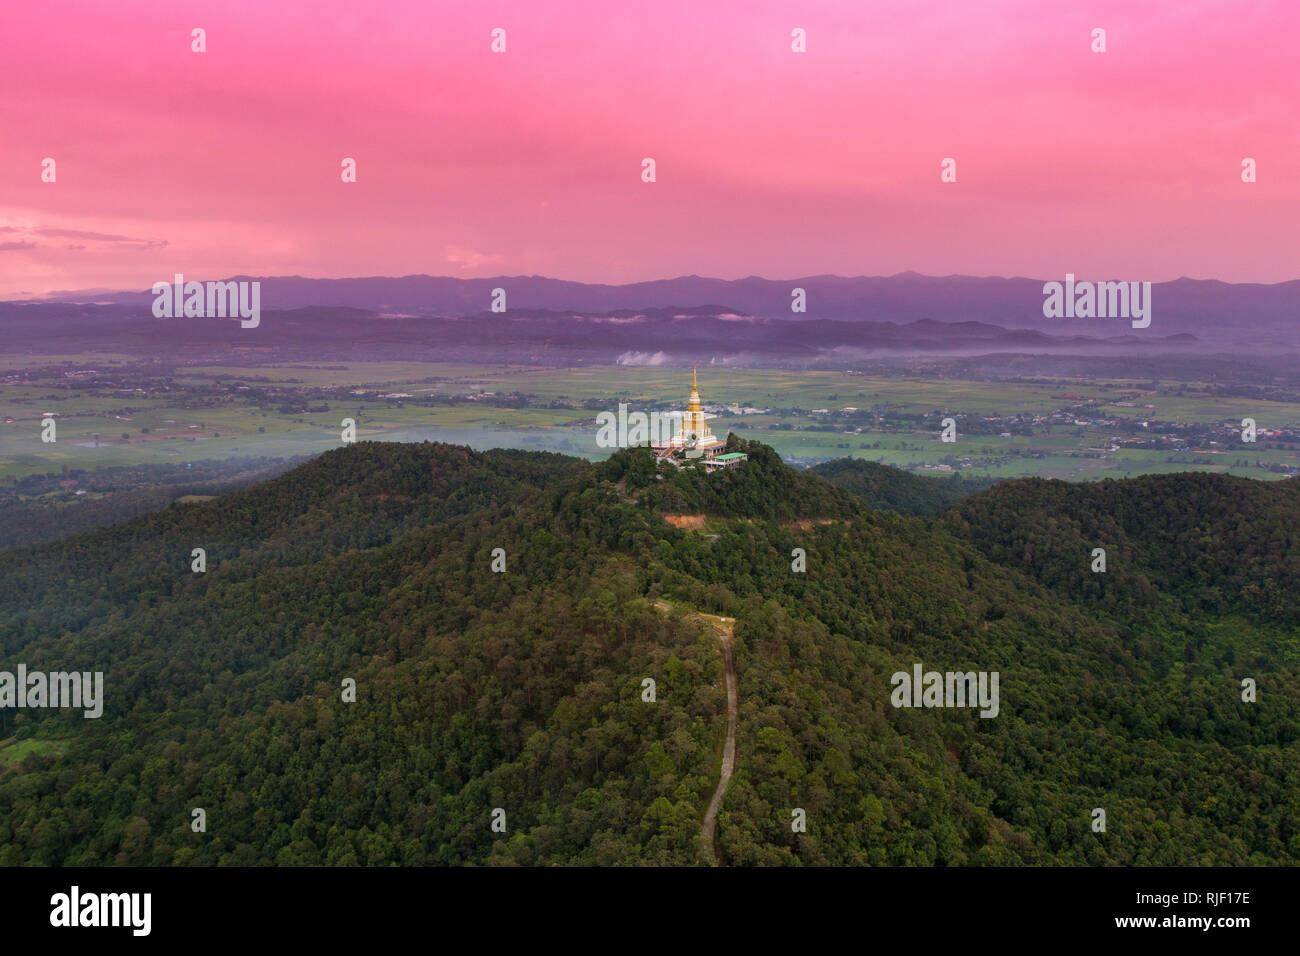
{"left": 652, "top": 601, "right": 738, "bottom": 864}
{"left": 699, "top": 617, "right": 737, "bottom": 860}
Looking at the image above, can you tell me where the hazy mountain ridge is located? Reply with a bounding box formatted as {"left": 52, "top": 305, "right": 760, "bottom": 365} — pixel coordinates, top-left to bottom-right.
{"left": 0, "top": 301, "right": 1209, "bottom": 364}
{"left": 26, "top": 272, "right": 1300, "bottom": 345}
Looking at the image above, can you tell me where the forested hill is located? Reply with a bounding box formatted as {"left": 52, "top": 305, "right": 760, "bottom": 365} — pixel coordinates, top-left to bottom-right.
{"left": 1, "top": 440, "right": 1297, "bottom": 866}
{"left": 947, "top": 473, "right": 1300, "bottom": 626}
{"left": 811, "top": 458, "right": 997, "bottom": 515}
{"left": 0, "top": 458, "right": 302, "bottom": 550}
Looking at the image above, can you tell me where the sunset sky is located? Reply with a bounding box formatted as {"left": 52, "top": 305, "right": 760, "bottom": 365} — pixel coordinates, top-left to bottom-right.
{"left": 1, "top": 0, "right": 1297, "bottom": 297}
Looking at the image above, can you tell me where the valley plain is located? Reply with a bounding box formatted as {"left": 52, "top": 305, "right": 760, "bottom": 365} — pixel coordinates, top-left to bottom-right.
{"left": 3, "top": 357, "right": 1297, "bottom": 484}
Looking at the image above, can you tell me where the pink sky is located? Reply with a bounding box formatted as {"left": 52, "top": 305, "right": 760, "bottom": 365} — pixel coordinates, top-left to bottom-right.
{"left": 1, "top": 0, "right": 1297, "bottom": 297}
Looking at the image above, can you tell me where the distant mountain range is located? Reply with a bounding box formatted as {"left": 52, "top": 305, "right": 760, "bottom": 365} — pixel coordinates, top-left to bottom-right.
{"left": 27, "top": 272, "right": 1300, "bottom": 345}
{"left": 0, "top": 301, "right": 1208, "bottom": 367}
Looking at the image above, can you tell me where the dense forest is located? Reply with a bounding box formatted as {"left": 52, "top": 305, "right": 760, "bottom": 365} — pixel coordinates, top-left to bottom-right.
{"left": 0, "top": 439, "right": 1297, "bottom": 865}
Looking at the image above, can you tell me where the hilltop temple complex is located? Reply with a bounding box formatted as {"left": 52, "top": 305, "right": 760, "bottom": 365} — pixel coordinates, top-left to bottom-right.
{"left": 652, "top": 368, "right": 747, "bottom": 471}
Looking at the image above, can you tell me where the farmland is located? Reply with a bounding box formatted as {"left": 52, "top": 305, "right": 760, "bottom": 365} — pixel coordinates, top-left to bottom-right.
{"left": 1, "top": 357, "right": 1297, "bottom": 483}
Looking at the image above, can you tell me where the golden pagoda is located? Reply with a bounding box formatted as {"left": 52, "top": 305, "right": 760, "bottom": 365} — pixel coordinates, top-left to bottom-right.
{"left": 656, "top": 367, "right": 725, "bottom": 458}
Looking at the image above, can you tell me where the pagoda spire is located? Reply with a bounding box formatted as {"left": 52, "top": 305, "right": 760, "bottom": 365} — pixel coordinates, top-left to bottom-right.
{"left": 668, "top": 365, "right": 719, "bottom": 451}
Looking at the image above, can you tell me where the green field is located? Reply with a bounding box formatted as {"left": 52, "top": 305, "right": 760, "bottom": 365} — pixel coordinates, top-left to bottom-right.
{"left": 0, "top": 736, "right": 69, "bottom": 768}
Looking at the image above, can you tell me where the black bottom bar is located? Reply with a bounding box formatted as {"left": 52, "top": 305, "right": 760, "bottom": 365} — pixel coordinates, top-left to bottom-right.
{"left": 3, "top": 865, "right": 1274, "bottom": 942}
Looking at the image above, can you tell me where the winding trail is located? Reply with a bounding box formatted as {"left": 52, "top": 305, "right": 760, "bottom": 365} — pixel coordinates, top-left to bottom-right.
{"left": 653, "top": 600, "right": 737, "bottom": 865}
{"left": 699, "top": 617, "right": 736, "bottom": 861}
